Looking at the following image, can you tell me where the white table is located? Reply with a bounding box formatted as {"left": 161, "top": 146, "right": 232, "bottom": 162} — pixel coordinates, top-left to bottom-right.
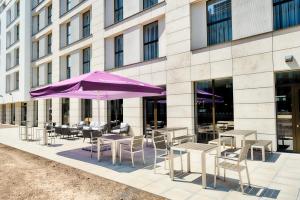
{"left": 170, "top": 142, "right": 218, "bottom": 189}
{"left": 219, "top": 130, "right": 257, "bottom": 148}
{"left": 97, "top": 134, "right": 132, "bottom": 165}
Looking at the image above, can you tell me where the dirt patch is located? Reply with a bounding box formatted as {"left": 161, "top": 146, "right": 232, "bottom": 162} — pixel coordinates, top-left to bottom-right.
{"left": 0, "top": 144, "right": 166, "bottom": 200}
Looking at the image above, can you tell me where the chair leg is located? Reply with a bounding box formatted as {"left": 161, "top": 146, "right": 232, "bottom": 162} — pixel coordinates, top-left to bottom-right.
{"left": 131, "top": 152, "right": 134, "bottom": 167}
{"left": 142, "top": 150, "right": 145, "bottom": 165}
{"left": 238, "top": 171, "right": 244, "bottom": 194}
{"left": 214, "top": 158, "right": 217, "bottom": 188}
{"left": 180, "top": 151, "right": 183, "bottom": 172}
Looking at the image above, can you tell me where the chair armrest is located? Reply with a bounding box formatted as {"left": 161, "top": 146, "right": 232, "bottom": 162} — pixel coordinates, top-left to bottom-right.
{"left": 215, "top": 155, "right": 238, "bottom": 162}
{"left": 224, "top": 151, "right": 239, "bottom": 157}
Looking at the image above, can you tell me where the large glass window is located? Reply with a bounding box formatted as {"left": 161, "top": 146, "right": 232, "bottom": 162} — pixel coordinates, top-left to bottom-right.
{"left": 195, "top": 78, "right": 233, "bottom": 142}
{"left": 114, "top": 0, "right": 123, "bottom": 23}
{"left": 2, "top": 105, "right": 6, "bottom": 124}
{"left": 47, "top": 4, "right": 52, "bottom": 25}
{"left": 82, "top": 10, "right": 91, "bottom": 38}
{"left": 66, "top": 22, "right": 71, "bottom": 45}
{"left": 10, "top": 103, "right": 15, "bottom": 125}
{"left": 33, "top": 101, "right": 38, "bottom": 127}
{"left": 143, "top": 21, "right": 158, "bottom": 61}
{"left": 107, "top": 99, "right": 123, "bottom": 129}
{"left": 15, "top": 71, "right": 19, "bottom": 90}
{"left": 273, "top": 0, "right": 300, "bottom": 30}
{"left": 21, "top": 103, "right": 27, "bottom": 126}
{"left": 46, "top": 99, "right": 52, "bottom": 122}
{"left": 61, "top": 98, "right": 70, "bottom": 125}
{"left": 143, "top": 0, "right": 158, "bottom": 9}
{"left": 47, "top": 62, "right": 52, "bottom": 84}
{"left": 82, "top": 47, "right": 90, "bottom": 74}
{"left": 207, "top": 0, "right": 232, "bottom": 46}
{"left": 81, "top": 99, "right": 92, "bottom": 122}
{"left": 47, "top": 33, "right": 52, "bottom": 54}
{"left": 66, "top": 55, "right": 71, "bottom": 79}
{"left": 114, "top": 35, "right": 123, "bottom": 67}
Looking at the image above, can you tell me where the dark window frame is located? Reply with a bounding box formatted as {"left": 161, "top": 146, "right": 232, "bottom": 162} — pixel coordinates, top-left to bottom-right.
{"left": 66, "top": 55, "right": 71, "bottom": 79}
{"left": 273, "top": 0, "right": 300, "bottom": 30}
{"left": 114, "top": 34, "right": 123, "bottom": 67}
{"left": 143, "top": 21, "right": 159, "bottom": 61}
{"left": 143, "top": 0, "right": 158, "bottom": 9}
{"left": 114, "top": 0, "right": 123, "bottom": 23}
{"left": 66, "top": 22, "right": 71, "bottom": 45}
{"left": 82, "top": 10, "right": 91, "bottom": 38}
{"left": 82, "top": 47, "right": 91, "bottom": 74}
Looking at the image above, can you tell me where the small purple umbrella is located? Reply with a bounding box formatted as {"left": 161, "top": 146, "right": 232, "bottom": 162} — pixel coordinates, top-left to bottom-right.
{"left": 30, "top": 71, "right": 164, "bottom": 124}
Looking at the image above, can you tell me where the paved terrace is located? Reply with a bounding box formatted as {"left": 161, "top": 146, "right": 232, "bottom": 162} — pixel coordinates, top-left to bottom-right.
{"left": 0, "top": 127, "right": 300, "bottom": 200}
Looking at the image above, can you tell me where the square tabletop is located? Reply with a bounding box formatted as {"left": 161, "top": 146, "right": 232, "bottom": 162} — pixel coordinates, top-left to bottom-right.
{"left": 100, "top": 134, "right": 132, "bottom": 141}
{"left": 171, "top": 142, "right": 217, "bottom": 152}
{"left": 219, "top": 130, "right": 257, "bottom": 137}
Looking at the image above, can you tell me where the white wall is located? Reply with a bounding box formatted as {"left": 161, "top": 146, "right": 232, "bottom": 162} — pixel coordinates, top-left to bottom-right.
{"left": 191, "top": 1, "right": 207, "bottom": 49}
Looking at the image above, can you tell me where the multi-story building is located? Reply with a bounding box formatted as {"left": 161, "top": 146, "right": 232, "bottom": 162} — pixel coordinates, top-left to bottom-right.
{"left": 1, "top": 0, "right": 300, "bottom": 153}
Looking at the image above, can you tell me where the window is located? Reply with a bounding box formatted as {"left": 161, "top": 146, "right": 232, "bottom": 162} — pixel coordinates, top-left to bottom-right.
{"left": 61, "top": 98, "right": 70, "bottom": 125}
{"left": 143, "top": 21, "right": 158, "bottom": 61}
{"left": 47, "top": 4, "right": 52, "bottom": 25}
{"left": 66, "top": 0, "right": 72, "bottom": 11}
{"left": 107, "top": 99, "right": 123, "bottom": 130}
{"left": 66, "top": 55, "right": 71, "bottom": 79}
{"left": 6, "top": 53, "right": 11, "bottom": 69}
{"left": 15, "top": 48, "right": 19, "bottom": 65}
{"left": 143, "top": 0, "right": 158, "bottom": 9}
{"left": 15, "top": 71, "right": 19, "bottom": 90}
{"left": 81, "top": 99, "right": 92, "bottom": 121}
{"left": 2, "top": 105, "right": 6, "bottom": 124}
{"left": 47, "top": 62, "right": 52, "bottom": 84}
{"left": 16, "top": 1, "right": 20, "bottom": 17}
{"left": 33, "top": 101, "right": 38, "bottom": 127}
{"left": 82, "top": 10, "right": 90, "bottom": 38}
{"left": 66, "top": 22, "right": 71, "bottom": 45}
{"left": 195, "top": 78, "right": 233, "bottom": 142}
{"left": 114, "top": 35, "right": 123, "bottom": 67}
{"left": 46, "top": 99, "right": 52, "bottom": 122}
{"left": 273, "top": 0, "right": 300, "bottom": 30}
{"left": 47, "top": 33, "right": 52, "bottom": 54}
{"left": 207, "top": 0, "right": 232, "bottom": 46}
{"left": 16, "top": 24, "right": 19, "bottom": 41}
{"left": 114, "top": 0, "right": 123, "bottom": 23}
{"left": 11, "top": 103, "right": 15, "bottom": 125}
{"left": 6, "top": 75, "right": 10, "bottom": 92}
{"left": 82, "top": 47, "right": 90, "bottom": 74}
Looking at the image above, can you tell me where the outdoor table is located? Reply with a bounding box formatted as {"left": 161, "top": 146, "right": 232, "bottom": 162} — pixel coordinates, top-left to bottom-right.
{"left": 98, "top": 134, "right": 132, "bottom": 165}
{"left": 219, "top": 130, "right": 257, "bottom": 149}
{"left": 154, "top": 127, "right": 194, "bottom": 144}
{"left": 170, "top": 142, "right": 218, "bottom": 189}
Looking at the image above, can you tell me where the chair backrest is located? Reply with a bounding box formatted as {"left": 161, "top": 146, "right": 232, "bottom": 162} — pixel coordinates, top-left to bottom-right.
{"left": 153, "top": 131, "right": 167, "bottom": 150}
{"left": 131, "top": 135, "right": 144, "bottom": 150}
{"left": 239, "top": 144, "right": 251, "bottom": 162}
{"left": 120, "top": 122, "right": 128, "bottom": 128}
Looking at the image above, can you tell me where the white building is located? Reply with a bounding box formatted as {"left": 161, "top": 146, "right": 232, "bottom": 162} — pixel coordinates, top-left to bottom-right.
{"left": 1, "top": 0, "right": 300, "bottom": 153}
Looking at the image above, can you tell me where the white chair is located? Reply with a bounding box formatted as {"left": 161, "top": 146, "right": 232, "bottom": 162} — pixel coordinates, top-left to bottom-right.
{"left": 112, "top": 122, "right": 129, "bottom": 135}
{"left": 119, "top": 135, "right": 145, "bottom": 167}
{"left": 214, "top": 145, "right": 251, "bottom": 193}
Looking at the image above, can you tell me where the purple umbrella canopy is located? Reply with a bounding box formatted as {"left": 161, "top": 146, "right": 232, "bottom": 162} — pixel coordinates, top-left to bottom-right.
{"left": 30, "top": 71, "right": 164, "bottom": 100}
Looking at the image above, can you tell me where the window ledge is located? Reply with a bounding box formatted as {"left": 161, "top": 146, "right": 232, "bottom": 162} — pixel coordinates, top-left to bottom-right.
{"left": 32, "top": 53, "right": 52, "bottom": 63}
{"left": 6, "top": 64, "right": 19, "bottom": 72}
{"left": 6, "top": 16, "right": 19, "bottom": 28}
{"left": 32, "top": 22, "right": 52, "bottom": 37}
{"left": 60, "top": 34, "right": 92, "bottom": 50}
{"left": 6, "top": 89, "right": 19, "bottom": 93}
{"left": 32, "top": 0, "right": 45, "bottom": 10}
{"left": 105, "top": 1, "right": 166, "bottom": 30}
{"left": 6, "top": 40, "right": 19, "bottom": 50}
{"left": 105, "top": 56, "right": 166, "bottom": 71}
{"left": 59, "top": 0, "right": 87, "bottom": 18}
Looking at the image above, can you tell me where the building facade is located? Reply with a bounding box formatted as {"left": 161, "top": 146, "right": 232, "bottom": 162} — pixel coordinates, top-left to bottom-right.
{"left": 0, "top": 0, "right": 300, "bottom": 153}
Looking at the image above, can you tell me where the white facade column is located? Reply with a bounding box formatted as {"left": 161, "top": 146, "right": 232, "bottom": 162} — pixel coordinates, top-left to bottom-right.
{"left": 123, "top": 98, "right": 143, "bottom": 136}
{"left": 38, "top": 99, "right": 46, "bottom": 127}
{"left": 27, "top": 101, "right": 34, "bottom": 126}
{"left": 70, "top": 99, "right": 81, "bottom": 125}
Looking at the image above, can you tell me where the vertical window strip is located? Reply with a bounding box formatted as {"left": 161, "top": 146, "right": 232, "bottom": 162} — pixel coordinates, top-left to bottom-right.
{"left": 114, "top": 0, "right": 123, "bottom": 23}
{"left": 273, "top": 0, "right": 300, "bottom": 30}
{"left": 114, "top": 35, "right": 123, "bottom": 67}
{"left": 143, "top": 21, "right": 158, "bottom": 61}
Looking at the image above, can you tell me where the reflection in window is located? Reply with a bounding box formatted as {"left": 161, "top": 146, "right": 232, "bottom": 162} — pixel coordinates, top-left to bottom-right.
{"left": 144, "top": 95, "right": 167, "bottom": 130}
{"left": 46, "top": 99, "right": 52, "bottom": 122}
{"left": 82, "top": 10, "right": 91, "bottom": 38}
{"left": 107, "top": 99, "right": 123, "bottom": 129}
{"left": 83, "top": 47, "right": 90, "bottom": 74}
{"left": 195, "top": 78, "right": 233, "bottom": 142}
{"left": 207, "top": 0, "right": 232, "bottom": 45}
{"left": 114, "top": 0, "right": 123, "bottom": 23}
{"left": 143, "top": 0, "right": 158, "bottom": 9}
{"left": 81, "top": 99, "right": 92, "bottom": 122}
{"left": 10, "top": 103, "right": 16, "bottom": 125}
{"left": 273, "top": 0, "right": 300, "bottom": 30}
{"left": 33, "top": 101, "right": 38, "bottom": 127}
{"left": 143, "top": 21, "right": 158, "bottom": 61}
{"left": 114, "top": 35, "right": 123, "bottom": 67}
{"left": 2, "top": 105, "right": 6, "bottom": 124}
{"left": 21, "top": 103, "right": 27, "bottom": 126}
{"left": 61, "top": 98, "right": 70, "bottom": 125}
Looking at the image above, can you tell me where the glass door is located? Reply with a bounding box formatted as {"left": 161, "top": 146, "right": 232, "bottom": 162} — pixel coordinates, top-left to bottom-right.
{"left": 294, "top": 86, "right": 300, "bottom": 152}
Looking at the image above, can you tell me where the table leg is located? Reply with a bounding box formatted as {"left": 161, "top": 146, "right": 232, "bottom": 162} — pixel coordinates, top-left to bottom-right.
{"left": 187, "top": 152, "right": 190, "bottom": 173}
{"left": 112, "top": 141, "right": 116, "bottom": 165}
{"left": 202, "top": 152, "right": 207, "bottom": 189}
{"left": 97, "top": 138, "right": 100, "bottom": 161}
{"left": 170, "top": 149, "right": 174, "bottom": 180}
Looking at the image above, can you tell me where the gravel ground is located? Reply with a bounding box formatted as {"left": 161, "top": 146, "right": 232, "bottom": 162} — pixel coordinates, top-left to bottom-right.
{"left": 0, "top": 144, "right": 166, "bottom": 200}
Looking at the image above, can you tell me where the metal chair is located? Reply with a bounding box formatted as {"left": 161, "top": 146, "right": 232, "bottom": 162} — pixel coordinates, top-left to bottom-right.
{"left": 214, "top": 145, "right": 251, "bottom": 193}
{"left": 119, "top": 135, "right": 145, "bottom": 167}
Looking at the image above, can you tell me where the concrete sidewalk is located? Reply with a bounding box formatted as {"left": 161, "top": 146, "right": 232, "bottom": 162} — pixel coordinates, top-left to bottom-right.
{"left": 0, "top": 127, "right": 299, "bottom": 200}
